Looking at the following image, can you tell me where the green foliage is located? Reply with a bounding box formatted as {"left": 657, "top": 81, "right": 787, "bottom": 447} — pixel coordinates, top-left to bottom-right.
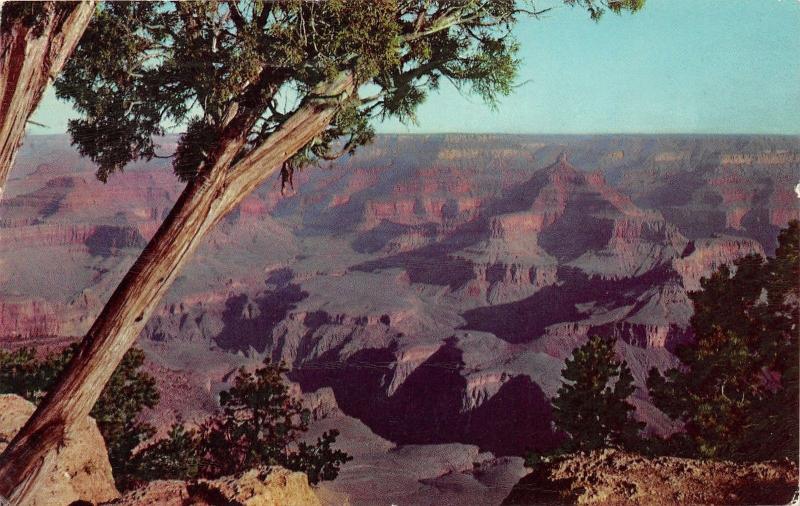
{"left": 131, "top": 423, "right": 201, "bottom": 483}
{"left": 0, "top": 2, "right": 65, "bottom": 34}
{"left": 285, "top": 429, "right": 351, "bottom": 485}
{"left": 0, "top": 345, "right": 159, "bottom": 489}
{"left": 648, "top": 220, "right": 800, "bottom": 461}
{"left": 87, "top": 347, "right": 160, "bottom": 488}
{"left": 55, "top": 0, "right": 644, "bottom": 183}
{"left": 197, "top": 360, "right": 351, "bottom": 483}
{"left": 528, "top": 336, "right": 643, "bottom": 465}
{"left": 0, "top": 347, "right": 63, "bottom": 401}
{"left": 0, "top": 349, "right": 349, "bottom": 486}
{"left": 134, "top": 359, "right": 351, "bottom": 485}
{"left": 198, "top": 360, "right": 313, "bottom": 477}
{"left": 565, "top": 0, "right": 646, "bottom": 20}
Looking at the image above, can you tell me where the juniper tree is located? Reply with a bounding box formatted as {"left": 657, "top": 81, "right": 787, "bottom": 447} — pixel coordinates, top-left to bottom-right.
{"left": 545, "top": 336, "right": 643, "bottom": 458}
{"left": 648, "top": 221, "right": 799, "bottom": 461}
{"left": 0, "top": 1, "right": 95, "bottom": 197}
{"left": 197, "top": 360, "right": 350, "bottom": 483}
{"left": 133, "top": 360, "right": 350, "bottom": 486}
{"left": 0, "top": 1, "right": 645, "bottom": 499}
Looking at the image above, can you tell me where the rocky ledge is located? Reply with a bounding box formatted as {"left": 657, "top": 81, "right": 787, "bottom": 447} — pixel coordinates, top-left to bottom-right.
{"left": 109, "top": 467, "right": 324, "bottom": 506}
{"left": 502, "top": 449, "right": 798, "bottom": 506}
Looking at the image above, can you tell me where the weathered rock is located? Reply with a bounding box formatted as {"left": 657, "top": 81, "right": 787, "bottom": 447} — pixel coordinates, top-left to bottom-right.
{"left": 502, "top": 449, "right": 799, "bottom": 505}
{"left": 107, "top": 480, "right": 188, "bottom": 506}
{"left": 192, "top": 467, "right": 321, "bottom": 506}
{"left": 111, "top": 467, "right": 321, "bottom": 506}
{"left": 0, "top": 394, "right": 119, "bottom": 506}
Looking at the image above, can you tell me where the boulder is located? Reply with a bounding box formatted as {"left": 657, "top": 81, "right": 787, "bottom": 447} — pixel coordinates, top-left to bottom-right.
{"left": 503, "top": 449, "right": 799, "bottom": 506}
{"left": 112, "top": 467, "right": 321, "bottom": 506}
{"left": 0, "top": 394, "right": 119, "bottom": 506}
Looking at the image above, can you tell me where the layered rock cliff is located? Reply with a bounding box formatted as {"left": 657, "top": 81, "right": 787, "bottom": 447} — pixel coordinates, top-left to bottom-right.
{"left": 1, "top": 135, "right": 797, "bottom": 506}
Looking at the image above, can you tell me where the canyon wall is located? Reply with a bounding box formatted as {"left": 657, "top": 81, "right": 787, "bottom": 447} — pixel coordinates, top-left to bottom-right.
{"left": 0, "top": 134, "right": 797, "bottom": 478}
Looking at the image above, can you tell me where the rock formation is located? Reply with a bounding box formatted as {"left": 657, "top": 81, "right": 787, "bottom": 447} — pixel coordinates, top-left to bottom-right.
{"left": 1, "top": 134, "right": 798, "bottom": 505}
{"left": 110, "top": 467, "right": 322, "bottom": 506}
{"left": 0, "top": 394, "right": 119, "bottom": 506}
{"left": 502, "top": 449, "right": 799, "bottom": 505}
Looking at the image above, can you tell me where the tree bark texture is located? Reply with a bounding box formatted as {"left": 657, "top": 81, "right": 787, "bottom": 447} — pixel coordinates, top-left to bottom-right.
{"left": 0, "top": 1, "right": 95, "bottom": 199}
{"left": 0, "top": 71, "right": 354, "bottom": 505}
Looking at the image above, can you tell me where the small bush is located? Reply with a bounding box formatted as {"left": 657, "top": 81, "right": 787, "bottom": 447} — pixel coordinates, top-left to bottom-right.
{"left": 132, "top": 423, "right": 201, "bottom": 483}
{"left": 135, "top": 359, "right": 351, "bottom": 485}
{"left": 0, "top": 349, "right": 350, "bottom": 487}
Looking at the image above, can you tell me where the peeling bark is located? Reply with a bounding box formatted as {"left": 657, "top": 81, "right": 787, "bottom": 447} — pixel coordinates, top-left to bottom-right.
{"left": 0, "top": 71, "right": 354, "bottom": 504}
{"left": 0, "top": 1, "right": 95, "bottom": 198}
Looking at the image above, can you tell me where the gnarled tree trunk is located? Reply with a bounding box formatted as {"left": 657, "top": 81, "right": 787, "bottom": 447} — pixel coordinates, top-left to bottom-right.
{"left": 0, "top": 71, "right": 354, "bottom": 505}
{"left": 0, "top": 0, "right": 95, "bottom": 198}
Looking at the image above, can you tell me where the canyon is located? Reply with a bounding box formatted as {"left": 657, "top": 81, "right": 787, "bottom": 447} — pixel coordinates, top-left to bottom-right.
{"left": 1, "top": 134, "right": 798, "bottom": 504}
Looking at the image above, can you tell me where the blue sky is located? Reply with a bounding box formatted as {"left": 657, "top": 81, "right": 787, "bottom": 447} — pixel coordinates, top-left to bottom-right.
{"left": 30, "top": 0, "right": 800, "bottom": 136}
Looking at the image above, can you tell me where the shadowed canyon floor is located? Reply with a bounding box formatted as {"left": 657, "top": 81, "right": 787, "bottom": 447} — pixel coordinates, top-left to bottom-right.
{"left": 1, "top": 134, "right": 798, "bottom": 504}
